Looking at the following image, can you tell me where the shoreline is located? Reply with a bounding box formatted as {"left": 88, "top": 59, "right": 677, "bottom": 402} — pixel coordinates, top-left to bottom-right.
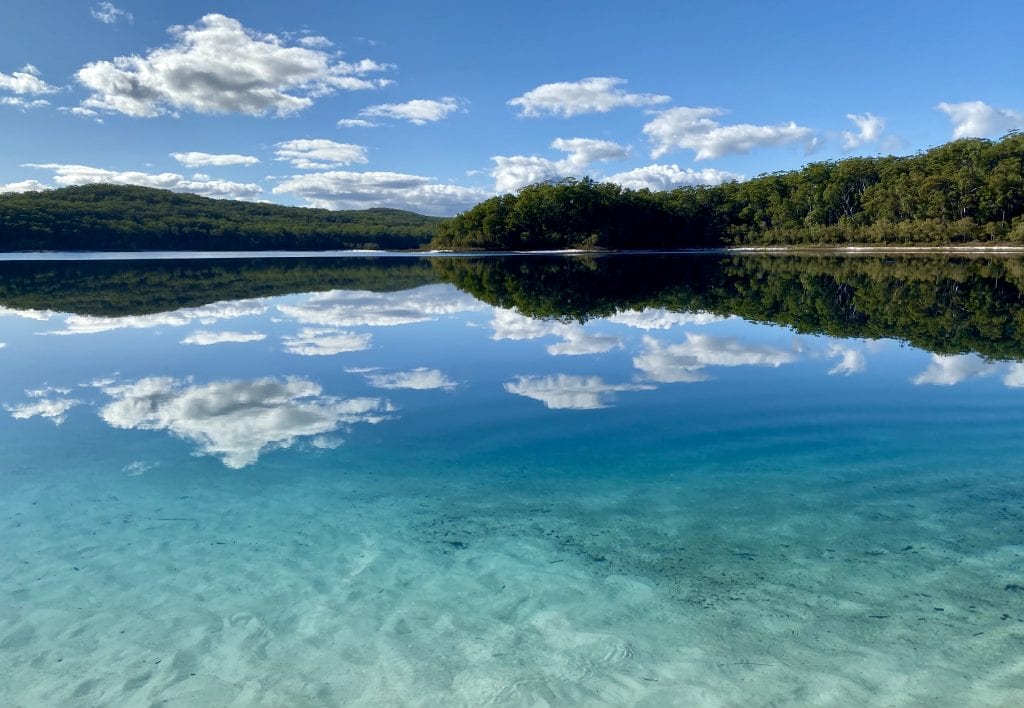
{"left": 1, "top": 244, "right": 1024, "bottom": 261}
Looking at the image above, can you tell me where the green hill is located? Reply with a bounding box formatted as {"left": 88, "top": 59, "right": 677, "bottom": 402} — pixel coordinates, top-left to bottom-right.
{"left": 0, "top": 184, "right": 442, "bottom": 251}
{"left": 432, "top": 133, "right": 1024, "bottom": 250}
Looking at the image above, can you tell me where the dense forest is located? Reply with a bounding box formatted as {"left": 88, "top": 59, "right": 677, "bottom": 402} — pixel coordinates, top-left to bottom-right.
{"left": 0, "top": 184, "right": 440, "bottom": 251}
{"left": 432, "top": 133, "right": 1024, "bottom": 250}
{"left": 2, "top": 254, "right": 1023, "bottom": 360}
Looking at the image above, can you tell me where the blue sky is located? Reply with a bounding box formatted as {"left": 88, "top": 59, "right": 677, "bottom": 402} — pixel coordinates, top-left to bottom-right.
{"left": 1, "top": 1, "right": 1023, "bottom": 214}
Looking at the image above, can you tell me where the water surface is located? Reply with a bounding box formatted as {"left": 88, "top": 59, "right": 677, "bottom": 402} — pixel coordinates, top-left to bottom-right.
{"left": 1, "top": 254, "right": 1022, "bottom": 706}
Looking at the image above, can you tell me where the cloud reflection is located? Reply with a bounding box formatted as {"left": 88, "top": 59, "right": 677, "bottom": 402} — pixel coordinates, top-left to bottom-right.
{"left": 634, "top": 333, "right": 798, "bottom": 383}
{"left": 912, "top": 354, "right": 997, "bottom": 386}
{"left": 827, "top": 344, "right": 867, "bottom": 376}
{"left": 490, "top": 309, "right": 621, "bottom": 356}
{"left": 46, "top": 300, "right": 266, "bottom": 335}
{"left": 606, "top": 308, "right": 726, "bottom": 330}
{"left": 282, "top": 328, "right": 372, "bottom": 356}
{"left": 504, "top": 374, "right": 653, "bottom": 410}
{"left": 5, "top": 397, "right": 81, "bottom": 425}
{"left": 181, "top": 330, "right": 266, "bottom": 346}
{"left": 99, "top": 376, "right": 391, "bottom": 468}
{"left": 278, "top": 285, "right": 484, "bottom": 328}
{"left": 365, "top": 368, "right": 457, "bottom": 390}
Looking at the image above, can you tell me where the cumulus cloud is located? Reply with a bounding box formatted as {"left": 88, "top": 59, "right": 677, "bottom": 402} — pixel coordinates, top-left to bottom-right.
{"left": 25, "top": 162, "right": 262, "bottom": 200}
{"left": 181, "top": 330, "right": 266, "bottom": 346}
{"left": 492, "top": 137, "right": 630, "bottom": 192}
{"left": 841, "top": 112, "right": 886, "bottom": 150}
{"left": 1, "top": 96, "right": 50, "bottom": 110}
{"left": 45, "top": 300, "right": 266, "bottom": 335}
{"left": 605, "top": 164, "right": 742, "bottom": 191}
{"left": 827, "top": 344, "right": 866, "bottom": 375}
{"left": 357, "top": 97, "right": 460, "bottom": 125}
{"left": 278, "top": 285, "right": 485, "bottom": 327}
{"left": 936, "top": 100, "right": 1024, "bottom": 139}
{"left": 490, "top": 308, "right": 621, "bottom": 356}
{"left": 99, "top": 376, "right": 391, "bottom": 468}
{"left": 605, "top": 308, "right": 727, "bottom": 330}
{"left": 337, "top": 118, "right": 377, "bottom": 128}
{"left": 911, "top": 354, "right": 996, "bottom": 386}
{"left": 0, "top": 64, "right": 58, "bottom": 95}
{"left": 91, "top": 2, "right": 132, "bottom": 24}
{"left": 0, "top": 179, "right": 49, "bottom": 193}
{"left": 643, "top": 107, "right": 815, "bottom": 160}
{"left": 5, "top": 397, "right": 80, "bottom": 425}
{"left": 508, "top": 77, "right": 669, "bottom": 118}
{"left": 271, "top": 170, "right": 488, "bottom": 215}
{"left": 171, "top": 151, "right": 260, "bottom": 167}
{"left": 365, "top": 368, "right": 457, "bottom": 390}
{"left": 281, "top": 328, "right": 372, "bottom": 356}
{"left": 274, "top": 139, "right": 368, "bottom": 169}
{"left": 634, "top": 333, "right": 798, "bottom": 383}
{"left": 504, "top": 374, "right": 653, "bottom": 410}
{"left": 75, "top": 14, "right": 390, "bottom": 117}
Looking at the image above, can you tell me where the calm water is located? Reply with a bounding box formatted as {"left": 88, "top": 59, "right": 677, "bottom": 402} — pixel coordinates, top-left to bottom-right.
{"left": 1, "top": 254, "right": 1022, "bottom": 706}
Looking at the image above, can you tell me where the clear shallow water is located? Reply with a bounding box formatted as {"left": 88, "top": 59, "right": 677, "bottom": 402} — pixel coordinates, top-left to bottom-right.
{"left": 1, "top": 254, "right": 1023, "bottom": 706}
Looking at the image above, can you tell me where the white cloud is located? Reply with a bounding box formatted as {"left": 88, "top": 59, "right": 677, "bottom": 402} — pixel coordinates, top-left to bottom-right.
{"left": 490, "top": 308, "right": 620, "bottom": 356}
{"left": 181, "top": 330, "right": 266, "bottom": 346}
{"left": 274, "top": 139, "right": 368, "bottom": 169}
{"left": 508, "top": 77, "right": 669, "bottom": 118}
{"left": 278, "top": 285, "right": 485, "bottom": 327}
{"left": 1, "top": 96, "right": 50, "bottom": 110}
{"left": 5, "top": 397, "right": 80, "bottom": 425}
{"left": 298, "top": 36, "right": 333, "bottom": 48}
{"left": 606, "top": 164, "right": 742, "bottom": 191}
{"left": 171, "top": 151, "right": 260, "bottom": 167}
{"left": 365, "top": 368, "right": 456, "bottom": 390}
{"left": 1003, "top": 363, "right": 1024, "bottom": 388}
{"left": 841, "top": 112, "right": 886, "bottom": 150}
{"left": 0, "top": 179, "right": 49, "bottom": 193}
{"left": 91, "top": 2, "right": 132, "bottom": 24}
{"left": 643, "top": 107, "right": 815, "bottom": 160}
{"left": 45, "top": 299, "right": 266, "bottom": 335}
{"left": 282, "top": 328, "right": 372, "bottom": 356}
{"left": 25, "top": 163, "right": 263, "bottom": 200}
{"left": 99, "top": 376, "right": 391, "bottom": 468}
{"left": 358, "top": 97, "right": 459, "bottom": 125}
{"left": 271, "top": 170, "right": 488, "bottom": 215}
{"left": 504, "top": 374, "right": 653, "bottom": 410}
{"left": 606, "top": 308, "right": 727, "bottom": 330}
{"left": 337, "top": 118, "right": 377, "bottom": 128}
{"left": 491, "top": 137, "right": 630, "bottom": 192}
{"left": 0, "top": 306, "right": 52, "bottom": 320}
{"left": 0, "top": 65, "right": 58, "bottom": 95}
{"left": 936, "top": 100, "right": 1024, "bottom": 139}
{"left": 634, "top": 333, "right": 798, "bottom": 383}
{"left": 75, "top": 14, "right": 390, "bottom": 117}
{"left": 911, "top": 354, "right": 996, "bottom": 386}
{"left": 827, "top": 344, "right": 866, "bottom": 376}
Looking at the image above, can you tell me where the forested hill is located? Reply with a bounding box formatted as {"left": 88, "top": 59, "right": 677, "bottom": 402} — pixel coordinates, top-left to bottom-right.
{"left": 432, "top": 133, "right": 1024, "bottom": 250}
{"left": 0, "top": 184, "right": 441, "bottom": 251}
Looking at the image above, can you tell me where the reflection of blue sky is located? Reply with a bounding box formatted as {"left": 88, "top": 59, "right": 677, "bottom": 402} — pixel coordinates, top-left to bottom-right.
{"left": 99, "top": 376, "right": 392, "bottom": 468}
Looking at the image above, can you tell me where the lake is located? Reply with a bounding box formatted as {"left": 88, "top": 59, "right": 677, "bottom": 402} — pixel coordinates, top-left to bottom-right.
{"left": 1, "top": 253, "right": 1022, "bottom": 706}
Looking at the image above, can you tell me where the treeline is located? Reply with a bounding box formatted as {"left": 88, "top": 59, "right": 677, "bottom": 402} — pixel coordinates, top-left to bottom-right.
{"left": 432, "top": 133, "right": 1024, "bottom": 249}
{"left": 0, "top": 258, "right": 437, "bottom": 316}
{"left": 433, "top": 255, "right": 1024, "bottom": 360}
{"left": 0, "top": 184, "right": 441, "bottom": 251}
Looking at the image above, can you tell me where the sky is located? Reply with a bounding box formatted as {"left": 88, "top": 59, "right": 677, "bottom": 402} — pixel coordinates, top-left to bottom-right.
{"left": 1, "top": 1, "right": 1023, "bottom": 215}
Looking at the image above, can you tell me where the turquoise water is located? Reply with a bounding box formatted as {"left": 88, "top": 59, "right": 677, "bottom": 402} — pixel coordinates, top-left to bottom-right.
{"left": 1, "top": 255, "right": 1023, "bottom": 706}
